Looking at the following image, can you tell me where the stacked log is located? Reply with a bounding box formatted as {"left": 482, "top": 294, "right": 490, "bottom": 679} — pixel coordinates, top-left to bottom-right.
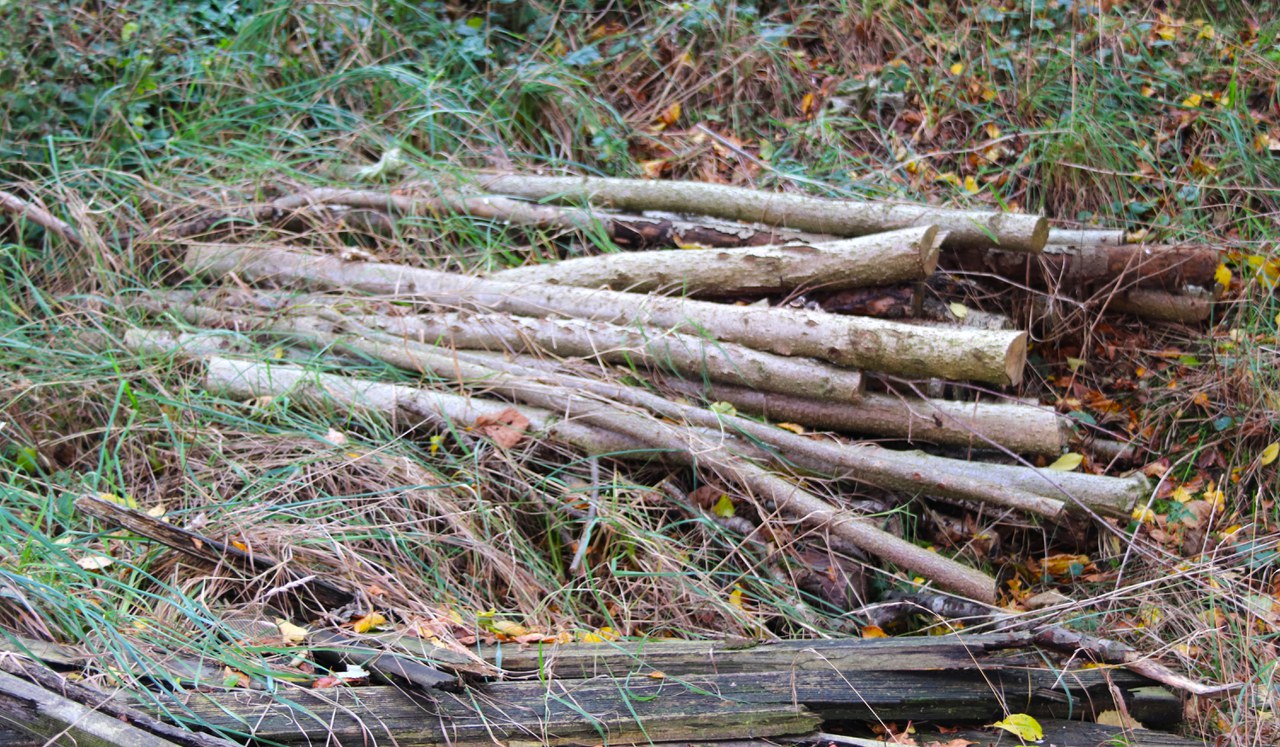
{"left": 115, "top": 174, "right": 1199, "bottom": 605}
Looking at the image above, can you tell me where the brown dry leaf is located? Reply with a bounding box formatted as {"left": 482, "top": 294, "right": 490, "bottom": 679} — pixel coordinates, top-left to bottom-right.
{"left": 473, "top": 408, "right": 530, "bottom": 449}
{"left": 924, "top": 740, "right": 974, "bottom": 747}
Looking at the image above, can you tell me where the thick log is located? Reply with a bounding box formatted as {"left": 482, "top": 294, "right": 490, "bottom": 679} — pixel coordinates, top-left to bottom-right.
{"left": 144, "top": 296, "right": 865, "bottom": 403}
{"left": 471, "top": 174, "right": 1049, "bottom": 252}
{"left": 1105, "top": 287, "right": 1214, "bottom": 323}
{"left": 185, "top": 243, "right": 1028, "bottom": 385}
{"left": 663, "top": 379, "right": 1070, "bottom": 457}
{"left": 944, "top": 243, "right": 1219, "bottom": 292}
{"left": 491, "top": 226, "right": 942, "bottom": 295}
{"left": 605, "top": 210, "right": 838, "bottom": 248}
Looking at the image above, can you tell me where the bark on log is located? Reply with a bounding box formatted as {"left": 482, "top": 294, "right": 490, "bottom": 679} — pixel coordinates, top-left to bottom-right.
{"left": 490, "top": 226, "right": 943, "bottom": 295}
{"left": 662, "top": 379, "right": 1069, "bottom": 457}
{"left": 944, "top": 242, "right": 1219, "bottom": 292}
{"left": 184, "top": 243, "right": 1028, "bottom": 385}
{"left": 605, "top": 210, "right": 839, "bottom": 248}
{"left": 202, "top": 354, "right": 999, "bottom": 602}
{"left": 144, "top": 296, "right": 865, "bottom": 403}
{"left": 1105, "top": 287, "right": 1214, "bottom": 323}
{"left": 470, "top": 173, "right": 1050, "bottom": 252}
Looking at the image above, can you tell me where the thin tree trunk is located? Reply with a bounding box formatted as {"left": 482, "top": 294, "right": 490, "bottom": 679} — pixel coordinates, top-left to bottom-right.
{"left": 663, "top": 378, "right": 1070, "bottom": 457}
{"left": 468, "top": 173, "right": 1049, "bottom": 252}
{"left": 184, "top": 243, "right": 1028, "bottom": 385}
{"left": 491, "top": 226, "right": 942, "bottom": 295}
{"left": 139, "top": 295, "right": 865, "bottom": 403}
{"left": 1105, "top": 287, "right": 1214, "bottom": 323}
{"left": 201, "top": 355, "right": 998, "bottom": 602}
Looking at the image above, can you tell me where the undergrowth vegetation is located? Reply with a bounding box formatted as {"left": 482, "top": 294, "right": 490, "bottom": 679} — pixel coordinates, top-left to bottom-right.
{"left": 1, "top": 0, "right": 1278, "bottom": 743}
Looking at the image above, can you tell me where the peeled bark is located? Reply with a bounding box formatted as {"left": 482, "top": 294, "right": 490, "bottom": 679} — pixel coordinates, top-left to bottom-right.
{"left": 141, "top": 296, "right": 865, "bottom": 403}
{"left": 470, "top": 174, "right": 1048, "bottom": 252}
{"left": 664, "top": 379, "right": 1070, "bottom": 457}
{"left": 491, "top": 226, "right": 942, "bottom": 295}
{"left": 184, "top": 243, "right": 1028, "bottom": 385}
{"left": 944, "top": 243, "right": 1219, "bottom": 293}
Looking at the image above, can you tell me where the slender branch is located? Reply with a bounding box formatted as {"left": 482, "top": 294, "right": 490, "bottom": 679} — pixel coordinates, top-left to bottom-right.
{"left": 0, "top": 188, "right": 82, "bottom": 246}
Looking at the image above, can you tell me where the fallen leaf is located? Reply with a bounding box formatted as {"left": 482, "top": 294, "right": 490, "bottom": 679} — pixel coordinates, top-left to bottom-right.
{"left": 312, "top": 675, "right": 343, "bottom": 689}
{"left": 711, "top": 494, "right": 735, "bottom": 518}
{"left": 862, "top": 625, "right": 888, "bottom": 638}
{"left": 948, "top": 302, "right": 969, "bottom": 319}
{"left": 658, "top": 101, "right": 681, "bottom": 127}
{"left": 351, "top": 612, "right": 387, "bottom": 634}
{"left": 98, "top": 492, "right": 139, "bottom": 509}
{"left": 473, "top": 408, "right": 530, "bottom": 449}
{"left": 1096, "top": 709, "right": 1146, "bottom": 729}
{"left": 276, "top": 619, "right": 310, "bottom": 644}
{"left": 776, "top": 422, "right": 805, "bottom": 434}
{"left": 491, "top": 620, "right": 530, "bottom": 638}
{"left": 1214, "top": 263, "right": 1232, "bottom": 288}
{"left": 1047, "top": 453, "right": 1084, "bottom": 472}
{"left": 990, "top": 713, "right": 1043, "bottom": 742}
{"left": 75, "top": 555, "right": 114, "bottom": 571}
{"left": 1260, "top": 442, "right": 1279, "bottom": 467}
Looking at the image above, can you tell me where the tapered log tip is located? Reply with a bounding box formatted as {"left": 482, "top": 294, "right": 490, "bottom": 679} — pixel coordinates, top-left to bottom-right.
{"left": 1006, "top": 331, "right": 1029, "bottom": 386}
{"left": 921, "top": 227, "right": 945, "bottom": 276}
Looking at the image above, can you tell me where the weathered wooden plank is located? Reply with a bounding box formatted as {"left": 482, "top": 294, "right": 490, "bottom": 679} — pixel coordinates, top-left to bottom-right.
{"left": 451, "top": 634, "right": 1039, "bottom": 679}
{"left": 0, "top": 669, "right": 185, "bottom": 747}
{"left": 152, "top": 664, "right": 1165, "bottom": 745}
{"left": 153, "top": 683, "right": 820, "bottom": 746}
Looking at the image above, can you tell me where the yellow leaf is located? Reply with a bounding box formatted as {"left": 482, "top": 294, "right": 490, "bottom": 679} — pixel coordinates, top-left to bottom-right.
{"left": 950, "top": 62, "right": 964, "bottom": 75}
{"left": 1132, "top": 507, "right": 1157, "bottom": 523}
{"left": 1047, "top": 453, "right": 1084, "bottom": 472}
{"left": 948, "top": 302, "right": 969, "bottom": 319}
{"left": 1141, "top": 85, "right": 1156, "bottom": 97}
{"left": 963, "top": 175, "right": 979, "bottom": 193}
{"left": 658, "top": 102, "right": 681, "bottom": 127}
{"left": 1066, "top": 357, "right": 1086, "bottom": 372}
{"left": 991, "top": 713, "right": 1044, "bottom": 742}
{"left": 776, "top": 422, "right": 805, "bottom": 434}
{"left": 145, "top": 504, "right": 167, "bottom": 518}
{"left": 640, "top": 159, "right": 667, "bottom": 179}
{"left": 1097, "top": 709, "right": 1145, "bottom": 729}
{"left": 1197, "top": 24, "right": 1215, "bottom": 41}
{"left": 1191, "top": 157, "right": 1217, "bottom": 177}
{"left": 984, "top": 123, "right": 1002, "bottom": 139}
{"left": 1261, "top": 442, "right": 1280, "bottom": 467}
{"left": 351, "top": 612, "right": 387, "bottom": 634}
{"left": 647, "top": 670, "right": 666, "bottom": 679}
{"left": 861, "top": 625, "right": 888, "bottom": 638}
{"left": 935, "top": 171, "right": 961, "bottom": 186}
{"left": 1171, "top": 486, "right": 1193, "bottom": 503}
{"left": 800, "top": 92, "right": 816, "bottom": 116}
{"left": 491, "top": 620, "right": 529, "bottom": 638}
{"left": 276, "top": 619, "right": 309, "bottom": 644}
{"left": 729, "top": 586, "right": 745, "bottom": 610}
{"left": 709, "top": 401, "right": 737, "bottom": 417}
{"left": 711, "top": 494, "right": 736, "bottom": 518}
{"left": 98, "top": 492, "right": 139, "bottom": 509}
{"left": 1182, "top": 92, "right": 1203, "bottom": 108}
{"left": 580, "top": 626, "right": 619, "bottom": 643}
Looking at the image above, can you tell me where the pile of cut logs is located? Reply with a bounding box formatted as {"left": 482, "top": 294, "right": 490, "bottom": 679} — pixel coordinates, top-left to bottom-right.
{"left": 103, "top": 174, "right": 1221, "bottom": 603}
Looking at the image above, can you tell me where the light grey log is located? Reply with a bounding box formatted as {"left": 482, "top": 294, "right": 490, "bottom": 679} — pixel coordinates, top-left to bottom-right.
{"left": 1045, "top": 227, "right": 1126, "bottom": 246}
{"left": 184, "top": 243, "right": 1028, "bottom": 385}
{"left": 491, "top": 226, "right": 942, "bottom": 295}
{"left": 147, "top": 298, "right": 865, "bottom": 404}
{"left": 665, "top": 379, "right": 1070, "bottom": 457}
{"left": 471, "top": 173, "right": 1050, "bottom": 253}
